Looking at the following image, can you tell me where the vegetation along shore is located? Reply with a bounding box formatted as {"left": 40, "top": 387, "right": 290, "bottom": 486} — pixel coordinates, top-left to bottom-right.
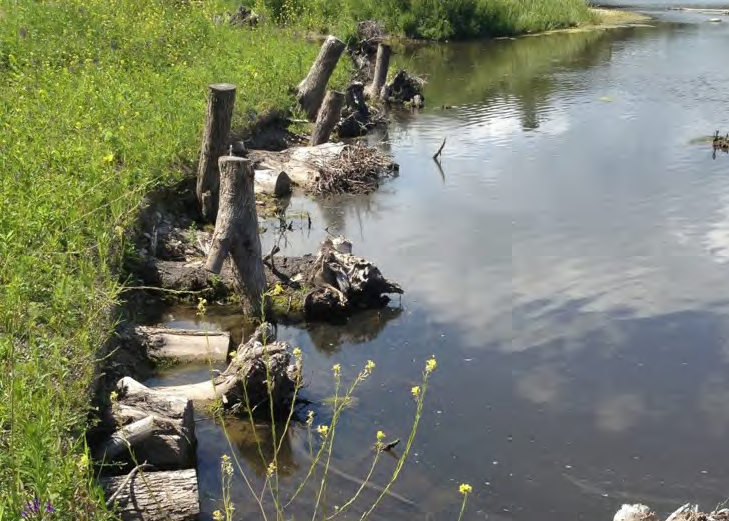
{"left": 1, "top": 0, "right": 608, "bottom": 518}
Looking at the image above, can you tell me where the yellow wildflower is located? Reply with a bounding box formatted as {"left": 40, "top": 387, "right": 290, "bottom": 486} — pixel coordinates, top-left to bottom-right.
{"left": 266, "top": 462, "right": 277, "bottom": 476}
{"left": 376, "top": 430, "right": 386, "bottom": 441}
{"left": 306, "top": 410, "right": 315, "bottom": 426}
{"left": 317, "top": 424, "right": 329, "bottom": 437}
{"left": 411, "top": 386, "right": 421, "bottom": 398}
{"left": 332, "top": 363, "right": 341, "bottom": 375}
{"left": 213, "top": 511, "right": 224, "bottom": 521}
{"left": 459, "top": 483, "right": 473, "bottom": 495}
{"left": 102, "top": 152, "right": 114, "bottom": 163}
{"left": 109, "top": 390, "right": 118, "bottom": 403}
{"left": 365, "top": 360, "right": 375, "bottom": 372}
{"left": 425, "top": 357, "right": 437, "bottom": 373}
{"left": 220, "top": 454, "right": 233, "bottom": 477}
{"left": 293, "top": 347, "right": 302, "bottom": 357}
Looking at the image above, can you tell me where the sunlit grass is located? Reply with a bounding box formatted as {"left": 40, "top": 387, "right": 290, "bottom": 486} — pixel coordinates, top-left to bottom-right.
{"left": 0, "top": 0, "right": 347, "bottom": 517}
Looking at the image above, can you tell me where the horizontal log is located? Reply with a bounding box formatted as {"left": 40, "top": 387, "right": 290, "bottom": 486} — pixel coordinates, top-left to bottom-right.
{"left": 139, "top": 326, "right": 232, "bottom": 362}
{"left": 101, "top": 468, "right": 199, "bottom": 521}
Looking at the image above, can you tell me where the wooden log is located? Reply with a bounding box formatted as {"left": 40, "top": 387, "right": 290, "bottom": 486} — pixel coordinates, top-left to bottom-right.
{"left": 150, "top": 323, "right": 301, "bottom": 412}
{"left": 365, "top": 43, "right": 391, "bottom": 100}
{"left": 206, "top": 156, "right": 267, "bottom": 314}
{"left": 297, "top": 35, "right": 346, "bottom": 120}
{"left": 139, "top": 327, "right": 232, "bottom": 363}
{"left": 111, "top": 378, "right": 197, "bottom": 469}
{"left": 310, "top": 90, "right": 345, "bottom": 146}
{"left": 254, "top": 169, "right": 292, "bottom": 197}
{"left": 196, "top": 83, "right": 236, "bottom": 223}
{"left": 101, "top": 468, "right": 199, "bottom": 521}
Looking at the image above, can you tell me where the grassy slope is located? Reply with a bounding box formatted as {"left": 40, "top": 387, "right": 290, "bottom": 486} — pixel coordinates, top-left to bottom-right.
{"left": 0, "top": 0, "right": 593, "bottom": 518}
{"left": 0, "top": 1, "right": 346, "bottom": 518}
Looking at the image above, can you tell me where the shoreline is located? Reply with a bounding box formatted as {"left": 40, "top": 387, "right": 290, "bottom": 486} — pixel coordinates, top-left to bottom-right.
{"left": 523, "top": 8, "right": 653, "bottom": 37}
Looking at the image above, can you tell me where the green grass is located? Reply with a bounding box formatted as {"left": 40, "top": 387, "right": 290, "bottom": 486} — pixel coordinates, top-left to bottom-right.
{"left": 253, "top": 0, "right": 596, "bottom": 40}
{"left": 0, "top": 0, "right": 347, "bottom": 518}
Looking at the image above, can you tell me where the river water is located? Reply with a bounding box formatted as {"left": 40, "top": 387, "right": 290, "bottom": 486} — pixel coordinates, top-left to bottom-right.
{"left": 154, "top": 4, "right": 729, "bottom": 519}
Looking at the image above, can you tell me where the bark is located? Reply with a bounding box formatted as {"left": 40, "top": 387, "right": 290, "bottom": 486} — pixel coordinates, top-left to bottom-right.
{"left": 297, "top": 35, "right": 346, "bottom": 120}
{"left": 137, "top": 326, "right": 232, "bottom": 363}
{"left": 310, "top": 90, "right": 345, "bottom": 146}
{"left": 101, "top": 469, "right": 199, "bottom": 521}
{"left": 104, "top": 379, "right": 197, "bottom": 470}
{"left": 206, "top": 156, "right": 267, "bottom": 314}
{"left": 366, "top": 43, "right": 391, "bottom": 100}
{"left": 196, "top": 83, "right": 236, "bottom": 223}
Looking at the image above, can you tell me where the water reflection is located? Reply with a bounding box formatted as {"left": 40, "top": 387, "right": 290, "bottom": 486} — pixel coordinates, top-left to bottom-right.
{"left": 154, "top": 11, "right": 729, "bottom": 520}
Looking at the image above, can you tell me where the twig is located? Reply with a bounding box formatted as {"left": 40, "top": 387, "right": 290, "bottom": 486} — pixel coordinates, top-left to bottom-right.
{"left": 433, "top": 137, "right": 446, "bottom": 161}
{"left": 105, "top": 462, "right": 154, "bottom": 507}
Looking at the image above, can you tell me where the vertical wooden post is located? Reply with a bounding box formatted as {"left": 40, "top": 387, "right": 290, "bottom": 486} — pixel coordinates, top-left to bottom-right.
{"left": 297, "top": 35, "right": 346, "bottom": 121}
{"left": 206, "top": 156, "right": 267, "bottom": 315}
{"left": 310, "top": 90, "right": 345, "bottom": 146}
{"left": 366, "top": 43, "right": 391, "bottom": 100}
{"left": 196, "top": 83, "right": 236, "bottom": 223}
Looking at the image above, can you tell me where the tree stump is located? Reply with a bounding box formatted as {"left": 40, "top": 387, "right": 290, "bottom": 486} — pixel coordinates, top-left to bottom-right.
{"left": 297, "top": 35, "right": 346, "bottom": 120}
{"left": 101, "top": 468, "right": 199, "bottom": 521}
{"left": 310, "top": 90, "right": 345, "bottom": 146}
{"left": 206, "top": 156, "right": 267, "bottom": 315}
{"left": 365, "top": 43, "right": 391, "bottom": 99}
{"left": 196, "top": 83, "right": 236, "bottom": 223}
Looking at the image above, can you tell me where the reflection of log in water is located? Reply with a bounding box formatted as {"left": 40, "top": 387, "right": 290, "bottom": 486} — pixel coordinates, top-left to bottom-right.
{"left": 306, "top": 306, "right": 403, "bottom": 353}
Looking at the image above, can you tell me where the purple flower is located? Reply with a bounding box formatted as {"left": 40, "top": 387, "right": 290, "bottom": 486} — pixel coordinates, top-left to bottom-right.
{"left": 21, "top": 497, "right": 54, "bottom": 518}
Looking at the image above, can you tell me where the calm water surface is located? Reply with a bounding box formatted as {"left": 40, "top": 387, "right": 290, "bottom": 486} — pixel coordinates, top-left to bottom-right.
{"left": 155, "top": 6, "right": 729, "bottom": 519}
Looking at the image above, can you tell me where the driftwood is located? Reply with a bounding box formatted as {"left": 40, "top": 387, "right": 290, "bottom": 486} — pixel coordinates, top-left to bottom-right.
{"left": 613, "top": 503, "right": 729, "bottom": 521}
{"left": 250, "top": 142, "right": 397, "bottom": 195}
{"left": 365, "top": 43, "right": 391, "bottom": 100}
{"left": 103, "top": 379, "right": 197, "bottom": 469}
{"left": 206, "top": 156, "right": 267, "bottom": 314}
{"left": 135, "top": 241, "right": 402, "bottom": 320}
{"left": 302, "top": 236, "right": 403, "bottom": 320}
{"left": 310, "top": 90, "right": 345, "bottom": 146}
{"left": 101, "top": 468, "right": 199, "bottom": 521}
{"left": 136, "top": 326, "right": 232, "bottom": 363}
{"left": 197, "top": 83, "right": 236, "bottom": 223}
{"left": 383, "top": 70, "right": 425, "bottom": 105}
{"left": 297, "top": 35, "right": 346, "bottom": 120}
{"left": 147, "top": 323, "right": 301, "bottom": 412}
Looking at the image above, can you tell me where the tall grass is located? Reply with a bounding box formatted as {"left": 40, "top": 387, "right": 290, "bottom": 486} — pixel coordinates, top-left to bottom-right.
{"left": 254, "top": 0, "right": 596, "bottom": 40}
{"left": 0, "top": 0, "right": 346, "bottom": 518}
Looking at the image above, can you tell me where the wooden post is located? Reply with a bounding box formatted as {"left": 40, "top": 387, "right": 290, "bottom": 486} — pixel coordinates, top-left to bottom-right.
{"left": 297, "top": 35, "right": 346, "bottom": 120}
{"left": 366, "top": 43, "right": 391, "bottom": 99}
{"left": 205, "top": 156, "right": 267, "bottom": 314}
{"left": 310, "top": 90, "right": 345, "bottom": 146}
{"left": 196, "top": 83, "right": 236, "bottom": 223}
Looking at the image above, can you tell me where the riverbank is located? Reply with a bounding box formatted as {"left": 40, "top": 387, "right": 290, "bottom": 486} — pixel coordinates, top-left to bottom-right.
{"left": 524, "top": 8, "right": 652, "bottom": 37}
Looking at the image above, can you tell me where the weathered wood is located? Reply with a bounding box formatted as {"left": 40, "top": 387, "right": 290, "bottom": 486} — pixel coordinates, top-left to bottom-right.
{"left": 138, "top": 327, "right": 232, "bottom": 362}
{"left": 196, "top": 83, "right": 236, "bottom": 223}
{"left": 310, "top": 90, "right": 345, "bottom": 146}
{"left": 297, "top": 35, "right": 346, "bottom": 120}
{"left": 149, "top": 324, "right": 301, "bottom": 412}
{"left": 365, "top": 43, "right": 391, "bottom": 99}
{"left": 110, "top": 378, "right": 197, "bottom": 469}
{"left": 206, "top": 156, "right": 266, "bottom": 314}
{"left": 101, "top": 468, "right": 199, "bottom": 521}
{"left": 254, "top": 169, "right": 292, "bottom": 197}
